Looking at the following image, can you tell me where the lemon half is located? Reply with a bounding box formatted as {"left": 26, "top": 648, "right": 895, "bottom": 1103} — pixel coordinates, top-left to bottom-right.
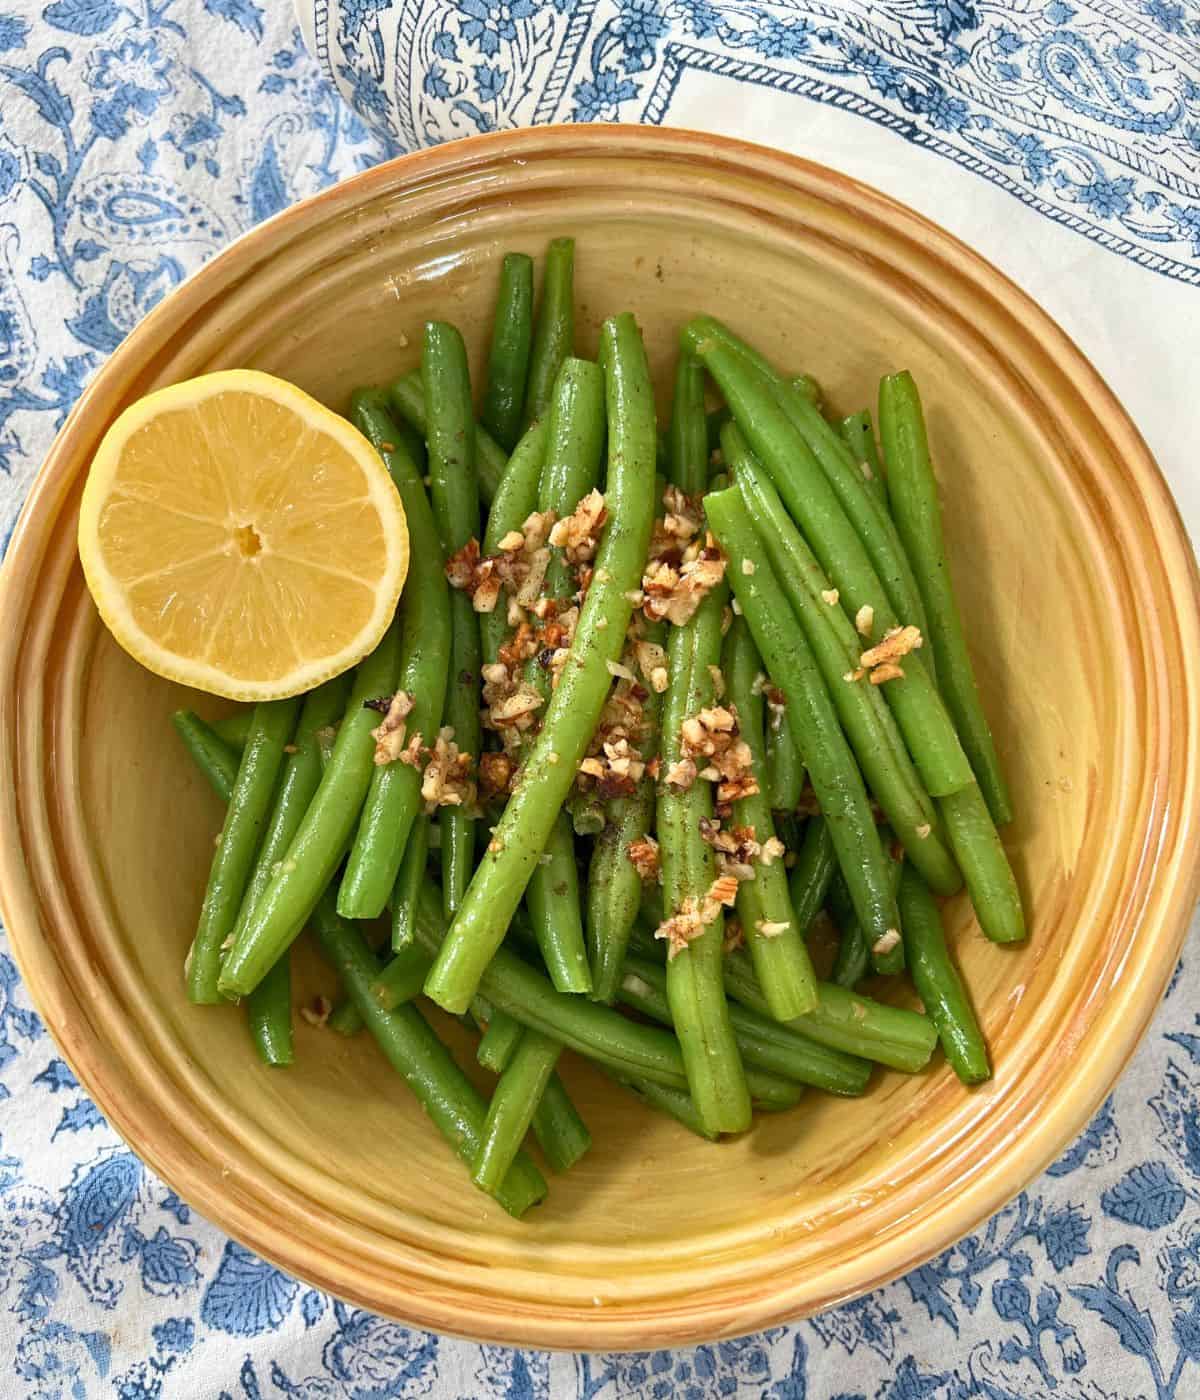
{"left": 78, "top": 370, "right": 408, "bottom": 701}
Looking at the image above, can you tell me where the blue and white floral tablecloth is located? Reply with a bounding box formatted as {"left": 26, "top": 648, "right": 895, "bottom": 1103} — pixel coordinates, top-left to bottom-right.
{"left": 1, "top": 1, "right": 1199, "bottom": 1395}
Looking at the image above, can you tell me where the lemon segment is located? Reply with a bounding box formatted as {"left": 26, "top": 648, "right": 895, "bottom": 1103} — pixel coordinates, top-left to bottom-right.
{"left": 78, "top": 369, "right": 409, "bottom": 701}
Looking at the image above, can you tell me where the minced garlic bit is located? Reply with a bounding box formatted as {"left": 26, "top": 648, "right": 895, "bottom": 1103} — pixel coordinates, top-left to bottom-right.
{"left": 708, "top": 664, "right": 725, "bottom": 699}
{"left": 915, "top": 822, "right": 932, "bottom": 839}
{"left": 679, "top": 704, "right": 758, "bottom": 808}
{"left": 634, "top": 637, "right": 668, "bottom": 689}
{"left": 665, "top": 756, "right": 698, "bottom": 789}
{"left": 640, "top": 488, "right": 727, "bottom": 626}
{"left": 859, "top": 459, "right": 874, "bottom": 482}
{"left": 730, "top": 596, "right": 743, "bottom": 616}
{"left": 606, "top": 658, "right": 636, "bottom": 681}
{"left": 548, "top": 489, "right": 607, "bottom": 565}
{"left": 478, "top": 750, "right": 516, "bottom": 801}
{"left": 760, "top": 836, "right": 786, "bottom": 866}
{"left": 821, "top": 588, "right": 840, "bottom": 606}
{"left": 872, "top": 928, "right": 902, "bottom": 956}
{"left": 755, "top": 919, "right": 791, "bottom": 939}
{"left": 626, "top": 834, "right": 661, "bottom": 883}
{"left": 855, "top": 604, "right": 875, "bottom": 637}
{"left": 699, "top": 816, "right": 761, "bottom": 882}
{"left": 707, "top": 873, "right": 740, "bottom": 908}
{"left": 655, "top": 896, "right": 706, "bottom": 959}
{"left": 369, "top": 690, "right": 415, "bottom": 765}
{"left": 741, "top": 558, "right": 756, "bottom": 576}
{"left": 396, "top": 732, "right": 425, "bottom": 769}
{"left": 300, "top": 995, "right": 333, "bottom": 1028}
{"left": 420, "top": 727, "right": 476, "bottom": 813}
{"left": 860, "top": 625, "right": 923, "bottom": 685}
{"left": 843, "top": 668, "right": 865, "bottom": 684}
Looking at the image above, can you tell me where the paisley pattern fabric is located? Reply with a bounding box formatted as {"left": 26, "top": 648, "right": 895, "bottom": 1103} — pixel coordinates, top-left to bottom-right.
{"left": 0, "top": 0, "right": 1197, "bottom": 1393}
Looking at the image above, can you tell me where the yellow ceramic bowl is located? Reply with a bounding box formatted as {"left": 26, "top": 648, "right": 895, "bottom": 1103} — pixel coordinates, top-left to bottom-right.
{"left": 1, "top": 127, "right": 1198, "bottom": 1351}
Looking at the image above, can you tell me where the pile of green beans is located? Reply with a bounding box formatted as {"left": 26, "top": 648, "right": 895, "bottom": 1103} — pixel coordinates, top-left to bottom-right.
{"left": 172, "top": 244, "right": 1018, "bottom": 1217}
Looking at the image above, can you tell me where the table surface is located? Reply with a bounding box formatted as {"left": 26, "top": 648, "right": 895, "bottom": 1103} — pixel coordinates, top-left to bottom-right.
{"left": 0, "top": 1, "right": 1198, "bottom": 1396}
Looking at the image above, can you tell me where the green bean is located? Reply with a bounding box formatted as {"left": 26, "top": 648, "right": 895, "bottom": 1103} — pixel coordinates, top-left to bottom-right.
{"left": 328, "top": 996, "right": 364, "bottom": 1037}
{"left": 829, "top": 870, "right": 869, "bottom": 989}
{"left": 628, "top": 921, "right": 935, "bottom": 1073}
{"left": 527, "top": 814, "right": 591, "bottom": 994}
{"left": 369, "top": 940, "right": 432, "bottom": 1012}
{"left": 531, "top": 1078, "right": 587, "bottom": 1162}
{"left": 482, "top": 252, "right": 534, "bottom": 450}
{"left": 879, "top": 370, "right": 1013, "bottom": 827}
{"left": 386, "top": 370, "right": 504, "bottom": 506}
{"left": 473, "top": 1029, "right": 562, "bottom": 1193}
{"left": 668, "top": 349, "right": 708, "bottom": 494}
{"left": 218, "top": 625, "right": 401, "bottom": 1000}
{"left": 788, "top": 815, "right": 837, "bottom": 939}
{"left": 425, "top": 322, "right": 481, "bottom": 548}
{"left": 187, "top": 699, "right": 299, "bottom": 1004}
{"left": 531, "top": 1074, "right": 592, "bottom": 1170}
{"left": 389, "top": 813, "right": 429, "bottom": 951}
{"left": 412, "top": 887, "right": 778, "bottom": 1103}
{"left": 479, "top": 418, "right": 550, "bottom": 666}
{"left": 939, "top": 783, "right": 1026, "bottom": 943}
{"left": 792, "top": 373, "right": 823, "bottom": 408}
{"left": 422, "top": 324, "right": 483, "bottom": 922}
{"left": 538, "top": 356, "right": 605, "bottom": 596}
{"left": 424, "top": 312, "right": 657, "bottom": 1015}
{"left": 234, "top": 677, "right": 351, "bottom": 1057}
{"left": 689, "top": 327, "right": 973, "bottom": 798}
{"left": 898, "top": 863, "right": 990, "bottom": 1083}
{"left": 728, "top": 439, "right": 922, "bottom": 802}
{"left": 706, "top": 405, "right": 731, "bottom": 456}
{"left": 477, "top": 1007, "right": 525, "bottom": 1073}
{"left": 721, "top": 948, "right": 937, "bottom": 1073}
{"left": 691, "top": 317, "right": 930, "bottom": 645}
{"left": 605, "top": 1071, "right": 718, "bottom": 1139}
{"left": 585, "top": 738, "right": 658, "bottom": 1003}
{"left": 619, "top": 956, "right": 870, "bottom": 1097}
{"left": 337, "top": 393, "right": 452, "bottom": 920}
{"left": 722, "top": 617, "right": 818, "bottom": 1021}
{"left": 765, "top": 704, "right": 804, "bottom": 812}
{"left": 519, "top": 358, "right": 606, "bottom": 992}
{"left": 704, "top": 487, "right": 900, "bottom": 952}
{"left": 246, "top": 957, "right": 293, "bottom": 1063}
{"left": 658, "top": 585, "right": 752, "bottom": 1134}
{"left": 210, "top": 709, "right": 252, "bottom": 750}
{"left": 729, "top": 436, "right": 961, "bottom": 896}
{"left": 839, "top": 409, "right": 887, "bottom": 508}
{"left": 309, "top": 893, "right": 546, "bottom": 1217}
{"left": 393, "top": 414, "right": 428, "bottom": 477}
{"left": 523, "top": 237, "right": 575, "bottom": 429}
{"left": 173, "top": 711, "right": 239, "bottom": 801}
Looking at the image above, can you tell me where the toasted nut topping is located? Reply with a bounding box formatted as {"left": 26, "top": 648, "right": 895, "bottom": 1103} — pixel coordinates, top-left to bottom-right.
{"left": 872, "top": 928, "right": 902, "bottom": 956}
{"left": 548, "top": 489, "right": 607, "bottom": 565}
{"left": 626, "top": 834, "right": 661, "bottom": 883}
{"left": 420, "top": 727, "right": 476, "bottom": 813}
{"left": 300, "top": 995, "right": 333, "bottom": 1028}
{"left": 370, "top": 691, "right": 416, "bottom": 765}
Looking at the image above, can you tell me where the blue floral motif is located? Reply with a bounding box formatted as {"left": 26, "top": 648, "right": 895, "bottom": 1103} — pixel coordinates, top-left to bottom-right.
{"left": 321, "top": 1302, "right": 439, "bottom": 1395}
{"left": 201, "top": 1241, "right": 299, "bottom": 1336}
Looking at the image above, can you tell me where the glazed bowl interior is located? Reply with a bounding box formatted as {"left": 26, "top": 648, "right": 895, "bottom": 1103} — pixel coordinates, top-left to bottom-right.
{"left": 2, "top": 127, "right": 1198, "bottom": 1351}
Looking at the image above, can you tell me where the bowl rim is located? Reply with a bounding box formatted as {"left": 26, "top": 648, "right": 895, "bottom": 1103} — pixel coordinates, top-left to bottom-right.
{"left": 2, "top": 123, "right": 1199, "bottom": 1350}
